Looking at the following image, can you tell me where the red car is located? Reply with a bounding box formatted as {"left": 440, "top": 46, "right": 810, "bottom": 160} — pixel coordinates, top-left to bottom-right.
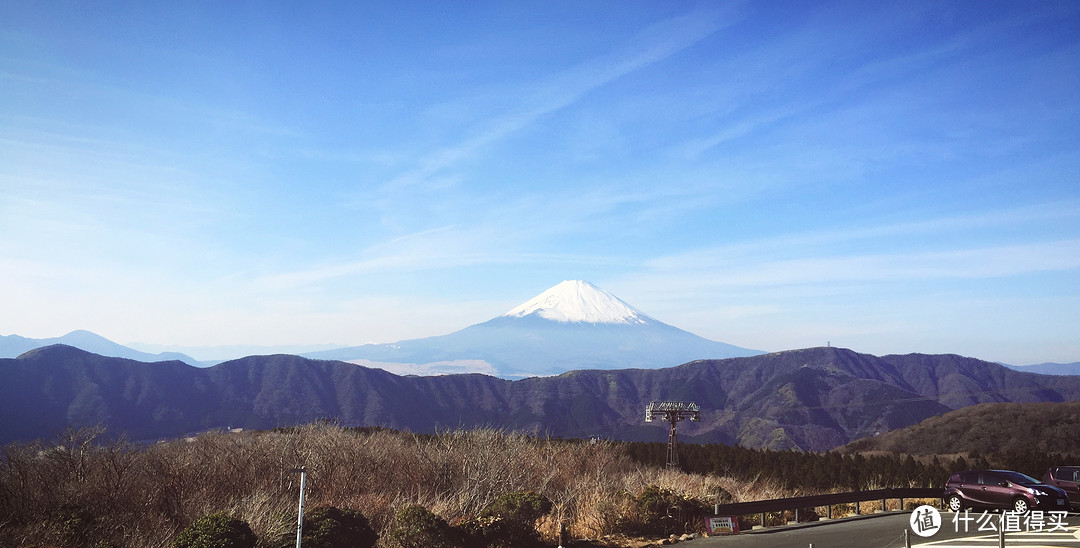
{"left": 1043, "top": 466, "right": 1080, "bottom": 509}
{"left": 944, "top": 469, "right": 1069, "bottom": 513}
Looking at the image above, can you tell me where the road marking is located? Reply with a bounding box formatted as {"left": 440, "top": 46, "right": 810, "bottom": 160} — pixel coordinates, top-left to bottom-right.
{"left": 916, "top": 531, "right": 1080, "bottom": 546}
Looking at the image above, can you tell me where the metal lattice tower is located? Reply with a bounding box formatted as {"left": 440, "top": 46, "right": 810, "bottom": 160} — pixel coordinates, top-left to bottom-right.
{"left": 644, "top": 401, "right": 700, "bottom": 469}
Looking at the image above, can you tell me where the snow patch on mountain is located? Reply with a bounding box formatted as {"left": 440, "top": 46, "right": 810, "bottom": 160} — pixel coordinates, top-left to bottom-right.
{"left": 502, "top": 280, "right": 649, "bottom": 324}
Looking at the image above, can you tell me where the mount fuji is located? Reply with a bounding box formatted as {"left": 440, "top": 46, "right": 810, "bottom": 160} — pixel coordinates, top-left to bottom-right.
{"left": 306, "top": 280, "right": 763, "bottom": 378}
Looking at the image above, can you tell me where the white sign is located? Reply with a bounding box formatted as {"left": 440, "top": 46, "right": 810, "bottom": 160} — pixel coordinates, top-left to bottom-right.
{"left": 706, "top": 516, "right": 739, "bottom": 535}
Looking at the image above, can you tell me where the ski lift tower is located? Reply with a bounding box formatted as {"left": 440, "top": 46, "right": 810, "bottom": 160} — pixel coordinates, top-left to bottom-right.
{"left": 645, "top": 401, "right": 700, "bottom": 469}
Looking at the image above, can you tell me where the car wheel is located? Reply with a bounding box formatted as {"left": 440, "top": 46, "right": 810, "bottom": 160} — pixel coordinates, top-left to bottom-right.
{"left": 1013, "top": 498, "right": 1030, "bottom": 514}
{"left": 947, "top": 495, "right": 964, "bottom": 512}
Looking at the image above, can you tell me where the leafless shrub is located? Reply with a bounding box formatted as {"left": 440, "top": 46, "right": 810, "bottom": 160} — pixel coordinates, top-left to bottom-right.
{"left": 0, "top": 424, "right": 813, "bottom": 547}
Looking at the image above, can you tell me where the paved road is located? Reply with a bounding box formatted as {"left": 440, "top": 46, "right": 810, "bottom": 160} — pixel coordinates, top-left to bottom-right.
{"left": 692, "top": 512, "right": 1080, "bottom": 548}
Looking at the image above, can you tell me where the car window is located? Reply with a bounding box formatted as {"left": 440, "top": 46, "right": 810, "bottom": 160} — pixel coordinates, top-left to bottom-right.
{"left": 999, "top": 471, "right": 1041, "bottom": 485}
{"left": 1062, "top": 467, "right": 1080, "bottom": 482}
{"left": 959, "top": 471, "right": 978, "bottom": 484}
{"left": 979, "top": 472, "right": 1001, "bottom": 485}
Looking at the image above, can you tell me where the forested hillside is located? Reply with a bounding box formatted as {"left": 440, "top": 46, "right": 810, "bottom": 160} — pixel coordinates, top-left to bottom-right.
{"left": 842, "top": 401, "right": 1080, "bottom": 457}
{"left": 6, "top": 345, "right": 1080, "bottom": 452}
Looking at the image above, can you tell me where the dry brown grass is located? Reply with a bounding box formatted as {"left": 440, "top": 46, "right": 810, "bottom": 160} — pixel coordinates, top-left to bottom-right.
{"left": 0, "top": 425, "right": 809, "bottom": 547}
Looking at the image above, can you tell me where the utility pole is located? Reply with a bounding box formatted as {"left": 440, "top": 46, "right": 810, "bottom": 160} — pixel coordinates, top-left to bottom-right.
{"left": 290, "top": 467, "right": 307, "bottom": 548}
{"left": 644, "top": 401, "right": 700, "bottom": 469}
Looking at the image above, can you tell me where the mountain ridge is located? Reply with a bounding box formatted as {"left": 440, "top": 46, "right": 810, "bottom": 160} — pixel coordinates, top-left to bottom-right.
{"left": 5, "top": 344, "right": 1080, "bottom": 451}
{"left": 0, "top": 330, "right": 201, "bottom": 365}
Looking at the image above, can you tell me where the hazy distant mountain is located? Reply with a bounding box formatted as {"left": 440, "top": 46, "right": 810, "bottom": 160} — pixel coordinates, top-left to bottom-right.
{"left": 1003, "top": 362, "right": 1080, "bottom": 375}
{"left": 126, "top": 342, "right": 346, "bottom": 364}
{"left": 5, "top": 344, "right": 1080, "bottom": 451}
{"left": 0, "top": 330, "right": 200, "bottom": 365}
{"left": 306, "top": 280, "right": 763, "bottom": 377}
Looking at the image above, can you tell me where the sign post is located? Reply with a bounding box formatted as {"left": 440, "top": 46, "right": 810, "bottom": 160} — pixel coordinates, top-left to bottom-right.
{"left": 706, "top": 516, "right": 740, "bottom": 535}
{"left": 290, "top": 467, "right": 307, "bottom": 548}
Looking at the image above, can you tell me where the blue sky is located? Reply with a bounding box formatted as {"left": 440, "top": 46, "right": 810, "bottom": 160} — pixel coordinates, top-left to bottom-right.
{"left": 1, "top": 1, "right": 1078, "bottom": 364}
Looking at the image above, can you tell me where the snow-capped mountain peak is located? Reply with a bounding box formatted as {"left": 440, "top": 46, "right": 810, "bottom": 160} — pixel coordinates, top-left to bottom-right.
{"left": 502, "top": 280, "right": 649, "bottom": 324}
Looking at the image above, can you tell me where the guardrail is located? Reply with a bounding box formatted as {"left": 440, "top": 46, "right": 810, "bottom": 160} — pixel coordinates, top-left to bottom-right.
{"left": 713, "top": 487, "right": 942, "bottom": 528}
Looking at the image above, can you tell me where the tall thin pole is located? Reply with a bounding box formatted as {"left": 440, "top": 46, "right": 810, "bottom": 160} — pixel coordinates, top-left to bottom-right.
{"left": 667, "top": 417, "right": 679, "bottom": 469}
{"left": 291, "top": 467, "right": 307, "bottom": 548}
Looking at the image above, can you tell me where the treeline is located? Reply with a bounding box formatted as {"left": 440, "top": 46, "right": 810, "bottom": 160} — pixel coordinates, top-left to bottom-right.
{"left": 619, "top": 441, "right": 1078, "bottom": 491}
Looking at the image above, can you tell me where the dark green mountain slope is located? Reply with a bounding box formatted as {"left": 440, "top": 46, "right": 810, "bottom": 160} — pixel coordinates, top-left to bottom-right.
{"left": 843, "top": 400, "right": 1080, "bottom": 456}
{"left": 3, "top": 345, "right": 1079, "bottom": 451}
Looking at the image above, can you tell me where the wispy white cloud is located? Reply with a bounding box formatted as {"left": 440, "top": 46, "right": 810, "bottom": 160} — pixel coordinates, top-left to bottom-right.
{"left": 645, "top": 203, "right": 1080, "bottom": 271}
{"left": 676, "top": 106, "right": 801, "bottom": 159}
{"left": 251, "top": 221, "right": 629, "bottom": 293}
{"left": 714, "top": 240, "right": 1080, "bottom": 287}
{"left": 252, "top": 226, "right": 474, "bottom": 291}
{"left": 377, "top": 7, "right": 735, "bottom": 193}
{"left": 626, "top": 240, "right": 1080, "bottom": 306}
